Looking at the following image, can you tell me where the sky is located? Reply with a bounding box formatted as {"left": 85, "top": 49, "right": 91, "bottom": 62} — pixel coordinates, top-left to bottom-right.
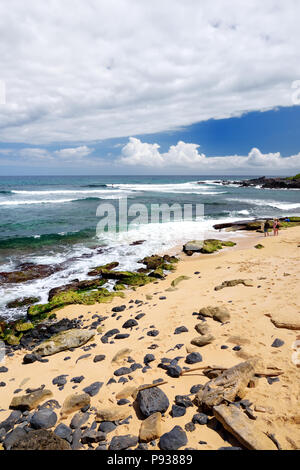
{"left": 0, "top": 0, "right": 300, "bottom": 175}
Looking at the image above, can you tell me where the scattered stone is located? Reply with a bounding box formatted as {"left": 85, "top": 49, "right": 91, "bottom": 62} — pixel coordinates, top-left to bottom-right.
{"left": 11, "top": 429, "right": 71, "bottom": 450}
{"left": 190, "top": 384, "right": 203, "bottom": 394}
{"left": 174, "top": 326, "right": 188, "bottom": 334}
{"left": 10, "top": 389, "right": 53, "bottom": 411}
{"left": 52, "top": 375, "right": 68, "bottom": 387}
{"left": 185, "top": 352, "right": 202, "bottom": 364}
{"left": 159, "top": 426, "right": 187, "bottom": 450}
{"left": 122, "top": 319, "right": 138, "bottom": 329}
{"left": 137, "top": 387, "right": 169, "bottom": 417}
{"left": 0, "top": 411, "right": 22, "bottom": 432}
{"left": 30, "top": 409, "right": 57, "bottom": 429}
{"left": 185, "top": 422, "right": 196, "bottom": 432}
{"left": 114, "top": 367, "right": 132, "bottom": 377}
{"left": 192, "top": 413, "right": 208, "bottom": 425}
{"left": 199, "top": 306, "right": 231, "bottom": 323}
{"left": 54, "top": 423, "right": 72, "bottom": 442}
{"left": 71, "top": 376, "right": 84, "bottom": 384}
{"left": 214, "top": 279, "right": 254, "bottom": 291}
{"left": 4, "top": 427, "right": 29, "bottom": 450}
{"left": 99, "top": 421, "right": 116, "bottom": 434}
{"left": 60, "top": 393, "right": 90, "bottom": 418}
{"left": 109, "top": 434, "right": 138, "bottom": 450}
{"left": 144, "top": 354, "right": 155, "bottom": 364}
{"left": 96, "top": 406, "right": 131, "bottom": 422}
{"left": 271, "top": 338, "right": 284, "bottom": 348}
{"left": 139, "top": 412, "right": 162, "bottom": 442}
{"left": 171, "top": 405, "right": 186, "bottom": 417}
{"left": 147, "top": 329, "right": 159, "bottom": 337}
{"left": 112, "top": 305, "right": 126, "bottom": 312}
{"left": 191, "top": 335, "right": 214, "bottom": 347}
{"left": 70, "top": 411, "right": 90, "bottom": 429}
{"left": 213, "top": 404, "right": 277, "bottom": 450}
{"left": 115, "top": 334, "right": 130, "bottom": 339}
{"left": 33, "top": 329, "right": 96, "bottom": 357}
{"left": 175, "top": 395, "right": 193, "bottom": 408}
{"left": 81, "top": 429, "right": 106, "bottom": 444}
{"left": 195, "top": 323, "right": 210, "bottom": 335}
{"left": 83, "top": 382, "right": 103, "bottom": 397}
{"left": 93, "top": 355, "right": 106, "bottom": 363}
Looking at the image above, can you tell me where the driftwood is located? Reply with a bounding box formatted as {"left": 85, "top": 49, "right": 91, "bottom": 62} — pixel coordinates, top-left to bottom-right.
{"left": 194, "top": 359, "right": 258, "bottom": 410}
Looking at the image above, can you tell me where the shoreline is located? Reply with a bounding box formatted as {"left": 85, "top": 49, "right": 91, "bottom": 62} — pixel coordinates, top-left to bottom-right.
{"left": 0, "top": 225, "right": 299, "bottom": 450}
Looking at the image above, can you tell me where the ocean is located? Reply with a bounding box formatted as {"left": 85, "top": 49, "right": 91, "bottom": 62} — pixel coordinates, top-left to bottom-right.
{"left": 1, "top": 174, "right": 299, "bottom": 321}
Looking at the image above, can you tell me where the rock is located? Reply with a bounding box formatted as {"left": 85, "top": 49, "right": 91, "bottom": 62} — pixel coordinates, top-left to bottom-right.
{"left": 139, "top": 412, "right": 162, "bottom": 442}
{"left": 199, "top": 306, "right": 231, "bottom": 323}
{"left": 109, "top": 435, "right": 138, "bottom": 450}
{"left": 115, "top": 334, "right": 130, "bottom": 340}
{"left": 99, "top": 421, "right": 116, "bottom": 434}
{"left": 159, "top": 426, "right": 187, "bottom": 450}
{"left": 166, "top": 365, "right": 182, "bottom": 377}
{"left": 30, "top": 408, "right": 57, "bottom": 429}
{"left": 174, "top": 326, "right": 188, "bottom": 334}
{"left": 190, "top": 384, "right": 203, "bottom": 394}
{"left": 70, "top": 411, "right": 90, "bottom": 429}
{"left": 6, "top": 296, "right": 40, "bottom": 308}
{"left": 147, "top": 330, "right": 159, "bottom": 337}
{"left": 112, "top": 348, "right": 132, "bottom": 364}
{"left": 94, "top": 355, "right": 106, "bottom": 363}
{"left": 191, "top": 335, "right": 215, "bottom": 347}
{"left": 122, "top": 319, "right": 138, "bottom": 329}
{"left": 215, "top": 279, "right": 254, "bottom": 291}
{"left": 23, "top": 354, "right": 38, "bottom": 364}
{"left": 0, "top": 263, "right": 63, "bottom": 285}
{"left": 4, "top": 427, "right": 28, "bottom": 450}
{"left": 52, "top": 375, "right": 68, "bottom": 387}
{"left": 96, "top": 406, "right": 131, "bottom": 422}
{"left": 83, "top": 382, "right": 103, "bottom": 397}
{"left": 137, "top": 387, "right": 169, "bottom": 417}
{"left": 185, "top": 352, "right": 202, "bottom": 364}
{"left": 175, "top": 395, "right": 193, "bottom": 408}
{"left": 33, "top": 329, "right": 96, "bottom": 357}
{"left": 185, "top": 422, "right": 196, "bottom": 432}
{"left": 144, "top": 354, "right": 155, "bottom": 364}
{"left": 60, "top": 393, "right": 91, "bottom": 418}
{"left": 11, "top": 429, "right": 71, "bottom": 450}
{"left": 0, "top": 410, "right": 22, "bottom": 432}
{"left": 171, "top": 405, "right": 186, "bottom": 417}
{"left": 171, "top": 276, "right": 190, "bottom": 288}
{"left": 116, "top": 385, "right": 137, "bottom": 400}
{"left": 114, "top": 367, "right": 131, "bottom": 376}
{"left": 270, "top": 312, "right": 300, "bottom": 330}
{"left": 54, "top": 423, "right": 72, "bottom": 442}
{"left": 48, "top": 279, "right": 105, "bottom": 301}
{"left": 195, "top": 358, "right": 258, "bottom": 410}
{"left": 195, "top": 323, "right": 210, "bottom": 335}
{"left": 81, "top": 429, "right": 106, "bottom": 444}
{"left": 183, "top": 241, "right": 204, "bottom": 253}
{"left": 10, "top": 389, "right": 53, "bottom": 411}
{"left": 213, "top": 404, "right": 277, "bottom": 450}
{"left": 192, "top": 413, "right": 208, "bottom": 425}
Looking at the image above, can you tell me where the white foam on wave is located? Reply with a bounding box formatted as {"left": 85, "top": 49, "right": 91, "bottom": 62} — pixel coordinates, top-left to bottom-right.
{"left": 226, "top": 198, "right": 300, "bottom": 210}
{"left": 0, "top": 215, "right": 243, "bottom": 320}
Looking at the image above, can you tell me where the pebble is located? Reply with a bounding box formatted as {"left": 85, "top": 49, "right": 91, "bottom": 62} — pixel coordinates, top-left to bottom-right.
{"left": 98, "top": 421, "right": 116, "bottom": 434}
{"left": 271, "top": 338, "right": 284, "bottom": 348}
{"left": 122, "top": 319, "right": 138, "bottom": 329}
{"left": 144, "top": 354, "right": 155, "bottom": 364}
{"left": 175, "top": 395, "right": 193, "bottom": 408}
{"left": 192, "top": 413, "right": 208, "bottom": 425}
{"left": 185, "top": 422, "right": 196, "bottom": 432}
{"left": 171, "top": 405, "right": 186, "bottom": 417}
{"left": 159, "top": 426, "right": 187, "bottom": 450}
{"left": 174, "top": 326, "right": 188, "bottom": 334}
{"left": 83, "top": 382, "right": 103, "bottom": 397}
{"left": 185, "top": 352, "right": 202, "bottom": 364}
{"left": 30, "top": 409, "right": 57, "bottom": 430}
{"left": 112, "top": 305, "right": 126, "bottom": 312}
{"left": 108, "top": 435, "right": 138, "bottom": 450}
{"left": 147, "top": 330, "right": 159, "bottom": 337}
{"left": 115, "top": 334, "right": 130, "bottom": 340}
{"left": 93, "top": 355, "right": 106, "bottom": 363}
{"left": 54, "top": 423, "right": 72, "bottom": 442}
{"left": 114, "top": 367, "right": 132, "bottom": 377}
{"left": 137, "top": 387, "right": 170, "bottom": 418}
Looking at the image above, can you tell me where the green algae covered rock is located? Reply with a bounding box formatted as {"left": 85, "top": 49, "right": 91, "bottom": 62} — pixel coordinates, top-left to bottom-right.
{"left": 200, "top": 239, "right": 223, "bottom": 254}
{"left": 255, "top": 244, "right": 264, "bottom": 249}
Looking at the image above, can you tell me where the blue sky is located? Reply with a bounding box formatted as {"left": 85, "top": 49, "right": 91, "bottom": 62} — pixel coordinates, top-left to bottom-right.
{"left": 0, "top": 1, "right": 300, "bottom": 175}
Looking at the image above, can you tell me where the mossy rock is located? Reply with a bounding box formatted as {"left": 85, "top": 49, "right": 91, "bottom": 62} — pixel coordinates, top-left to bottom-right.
{"left": 171, "top": 275, "right": 190, "bottom": 288}
{"left": 255, "top": 244, "right": 264, "bottom": 249}
{"left": 88, "top": 262, "right": 119, "bottom": 276}
{"left": 221, "top": 241, "right": 236, "bottom": 247}
{"left": 149, "top": 268, "right": 165, "bottom": 279}
{"left": 101, "top": 270, "right": 157, "bottom": 286}
{"left": 28, "top": 288, "right": 123, "bottom": 319}
{"left": 114, "top": 283, "right": 126, "bottom": 291}
{"left": 14, "top": 320, "right": 34, "bottom": 332}
{"left": 5, "top": 333, "right": 20, "bottom": 345}
{"left": 201, "top": 239, "right": 223, "bottom": 254}
{"left": 6, "top": 297, "right": 40, "bottom": 309}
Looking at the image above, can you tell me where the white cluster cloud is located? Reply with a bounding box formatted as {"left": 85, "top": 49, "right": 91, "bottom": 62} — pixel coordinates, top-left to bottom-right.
{"left": 119, "top": 138, "right": 300, "bottom": 172}
{"left": 0, "top": 0, "right": 299, "bottom": 144}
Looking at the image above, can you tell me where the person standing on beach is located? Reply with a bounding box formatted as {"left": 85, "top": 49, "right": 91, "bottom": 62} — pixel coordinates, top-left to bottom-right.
{"left": 264, "top": 219, "right": 270, "bottom": 237}
{"left": 273, "top": 218, "right": 280, "bottom": 236}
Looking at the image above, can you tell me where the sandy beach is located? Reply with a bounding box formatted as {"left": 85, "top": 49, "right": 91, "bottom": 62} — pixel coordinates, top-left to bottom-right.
{"left": 0, "top": 226, "right": 299, "bottom": 450}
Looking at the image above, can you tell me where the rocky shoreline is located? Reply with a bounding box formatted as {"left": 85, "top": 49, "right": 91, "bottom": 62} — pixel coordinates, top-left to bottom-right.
{"left": 198, "top": 174, "right": 300, "bottom": 189}
{"left": 0, "top": 225, "right": 299, "bottom": 451}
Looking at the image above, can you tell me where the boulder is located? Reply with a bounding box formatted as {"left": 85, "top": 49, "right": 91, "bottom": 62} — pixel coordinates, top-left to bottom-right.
{"left": 33, "top": 328, "right": 96, "bottom": 357}
{"left": 183, "top": 241, "right": 204, "bottom": 253}
{"left": 191, "top": 335, "right": 215, "bottom": 347}
{"left": 11, "top": 429, "right": 71, "bottom": 450}
{"left": 137, "top": 387, "right": 169, "bottom": 417}
{"left": 213, "top": 404, "right": 277, "bottom": 450}
{"left": 139, "top": 412, "right": 162, "bottom": 442}
{"left": 96, "top": 406, "right": 131, "bottom": 422}
{"left": 199, "top": 306, "right": 230, "bottom": 323}
{"left": 30, "top": 409, "right": 57, "bottom": 429}
{"left": 159, "top": 426, "right": 187, "bottom": 450}
{"left": 60, "top": 393, "right": 90, "bottom": 418}
{"left": 10, "top": 389, "right": 53, "bottom": 411}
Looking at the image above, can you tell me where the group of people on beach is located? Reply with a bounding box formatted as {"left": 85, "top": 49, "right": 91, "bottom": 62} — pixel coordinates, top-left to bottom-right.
{"left": 262, "top": 218, "right": 280, "bottom": 237}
